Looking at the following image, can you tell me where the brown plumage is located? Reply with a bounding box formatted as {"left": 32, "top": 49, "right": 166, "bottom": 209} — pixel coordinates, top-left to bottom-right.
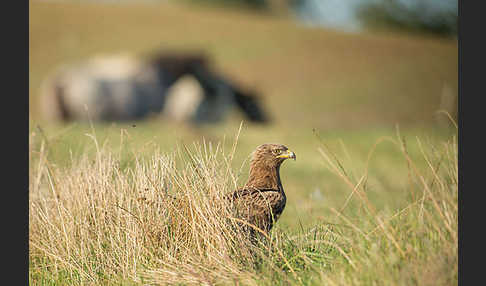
{"left": 227, "top": 143, "right": 296, "bottom": 237}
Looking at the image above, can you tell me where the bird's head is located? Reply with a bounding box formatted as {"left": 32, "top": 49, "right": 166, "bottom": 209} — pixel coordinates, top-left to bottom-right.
{"left": 250, "top": 143, "right": 296, "bottom": 169}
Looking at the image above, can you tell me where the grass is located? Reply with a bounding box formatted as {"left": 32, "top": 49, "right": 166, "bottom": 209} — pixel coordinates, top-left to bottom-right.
{"left": 29, "top": 0, "right": 457, "bottom": 129}
{"left": 29, "top": 1, "right": 457, "bottom": 284}
{"left": 29, "top": 122, "right": 457, "bottom": 285}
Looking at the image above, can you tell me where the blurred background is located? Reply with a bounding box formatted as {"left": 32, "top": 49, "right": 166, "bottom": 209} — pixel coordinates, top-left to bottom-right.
{"left": 29, "top": 0, "right": 457, "bottom": 226}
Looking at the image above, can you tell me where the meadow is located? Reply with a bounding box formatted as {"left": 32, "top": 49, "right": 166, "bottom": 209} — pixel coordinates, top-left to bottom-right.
{"left": 29, "top": 1, "right": 458, "bottom": 285}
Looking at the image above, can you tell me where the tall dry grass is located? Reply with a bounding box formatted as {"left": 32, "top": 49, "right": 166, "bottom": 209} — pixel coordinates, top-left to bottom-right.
{"left": 29, "top": 127, "right": 330, "bottom": 285}
{"left": 30, "top": 132, "right": 234, "bottom": 284}
{"left": 29, "top": 124, "right": 457, "bottom": 285}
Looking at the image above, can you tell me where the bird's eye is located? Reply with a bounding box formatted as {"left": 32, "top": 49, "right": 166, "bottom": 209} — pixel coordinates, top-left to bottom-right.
{"left": 274, "top": 149, "right": 282, "bottom": 155}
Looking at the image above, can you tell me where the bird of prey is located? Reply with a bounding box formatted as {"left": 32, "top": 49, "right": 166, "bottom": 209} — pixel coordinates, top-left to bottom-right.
{"left": 227, "top": 143, "right": 296, "bottom": 238}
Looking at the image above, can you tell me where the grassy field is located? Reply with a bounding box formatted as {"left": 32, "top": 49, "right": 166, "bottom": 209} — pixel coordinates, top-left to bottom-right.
{"left": 29, "top": 1, "right": 458, "bottom": 285}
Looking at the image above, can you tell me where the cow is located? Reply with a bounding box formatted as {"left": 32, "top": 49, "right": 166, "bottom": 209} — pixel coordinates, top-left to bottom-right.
{"left": 39, "top": 51, "right": 269, "bottom": 124}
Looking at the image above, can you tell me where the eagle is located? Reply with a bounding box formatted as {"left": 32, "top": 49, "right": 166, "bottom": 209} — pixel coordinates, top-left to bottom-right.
{"left": 226, "top": 143, "right": 296, "bottom": 238}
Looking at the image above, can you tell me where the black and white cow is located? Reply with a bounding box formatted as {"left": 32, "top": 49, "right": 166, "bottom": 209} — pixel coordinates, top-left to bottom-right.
{"left": 40, "top": 52, "right": 269, "bottom": 124}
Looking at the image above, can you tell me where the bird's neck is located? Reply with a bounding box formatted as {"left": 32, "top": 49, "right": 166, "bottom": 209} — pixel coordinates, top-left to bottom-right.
{"left": 245, "top": 164, "right": 283, "bottom": 192}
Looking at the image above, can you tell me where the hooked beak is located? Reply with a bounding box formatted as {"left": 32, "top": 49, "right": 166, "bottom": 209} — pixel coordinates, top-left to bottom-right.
{"left": 277, "top": 150, "right": 296, "bottom": 161}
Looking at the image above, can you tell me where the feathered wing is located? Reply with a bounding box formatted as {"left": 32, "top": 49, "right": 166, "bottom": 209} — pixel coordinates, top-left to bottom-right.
{"left": 228, "top": 188, "right": 286, "bottom": 233}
